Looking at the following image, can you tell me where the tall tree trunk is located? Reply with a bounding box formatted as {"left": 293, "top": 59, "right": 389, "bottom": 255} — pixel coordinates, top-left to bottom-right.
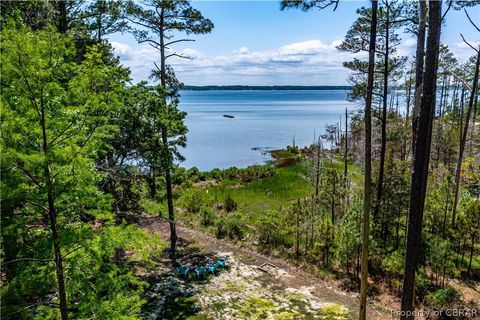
{"left": 56, "top": 0, "right": 68, "bottom": 33}
{"left": 344, "top": 107, "right": 348, "bottom": 185}
{"left": 96, "top": 0, "right": 104, "bottom": 42}
{"left": 374, "top": 4, "right": 390, "bottom": 235}
{"left": 469, "top": 94, "right": 477, "bottom": 156}
{"left": 439, "top": 76, "right": 446, "bottom": 117}
{"left": 296, "top": 201, "right": 300, "bottom": 256}
{"left": 47, "top": 184, "right": 69, "bottom": 320}
{"left": 331, "top": 173, "right": 336, "bottom": 225}
{"left": 450, "top": 80, "right": 459, "bottom": 116}
{"left": 470, "top": 94, "right": 478, "bottom": 156}
{"left": 40, "top": 105, "right": 69, "bottom": 320}
{"left": 404, "top": 74, "right": 413, "bottom": 160}
{"left": 359, "top": 1, "right": 377, "bottom": 319}
{"left": 315, "top": 139, "right": 321, "bottom": 198}
{"left": 468, "top": 233, "right": 476, "bottom": 275}
{"left": 411, "top": 0, "right": 427, "bottom": 149}
{"left": 443, "top": 76, "right": 451, "bottom": 115}
{"left": 148, "top": 168, "right": 157, "bottom": 199}
{"left": 442, "top": 178, "right": 450, "bottom": 238}
{"left": 400, "top": 2, "right": 442, "bottom": 318}
{"left": 451, "top": 49, "right": 480, "bottom": 227}
{"left": 159, "top": 8, "right": 177, "bottom": 260}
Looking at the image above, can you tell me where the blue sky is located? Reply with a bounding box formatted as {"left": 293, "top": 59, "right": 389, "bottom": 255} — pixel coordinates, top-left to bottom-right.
{"left": 108, "top": 1, "right": 480, "bottom": 85}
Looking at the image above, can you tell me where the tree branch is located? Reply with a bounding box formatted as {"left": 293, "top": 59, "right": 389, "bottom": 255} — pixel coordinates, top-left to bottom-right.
{"left": 165, "top": 52, "right": 193, "bottom": 60}
{"left": 460, "top": 33, "right": 479, "bottom": 53}
{"left": 441, "top": 0, "right": 453, "bottom": 21}
{"left": 4, "top": 257, "right": 54, "bottom": 264}
{"left": 16, "top": 163, "right": 42, "bottom": 188}
{"left": 464, "top": 8, "right": 480, "bottom": 33}
{"left": 165, "top": 39, "right": 195, "bottom": 46}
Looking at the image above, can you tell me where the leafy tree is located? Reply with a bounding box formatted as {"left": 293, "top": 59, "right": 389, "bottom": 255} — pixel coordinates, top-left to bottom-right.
{"left": 1, "top": 25, "right": 157, "bottom": 320}
{"left": 0, "top": 0, "right": 56, "bottom": 30}
{"left": 83, "top": 0, "right": 126, "bottom": 42}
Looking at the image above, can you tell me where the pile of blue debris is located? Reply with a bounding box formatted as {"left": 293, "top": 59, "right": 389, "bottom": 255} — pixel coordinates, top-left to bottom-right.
{"left": 175, "top": 254, "right": 229, "bottom": 280}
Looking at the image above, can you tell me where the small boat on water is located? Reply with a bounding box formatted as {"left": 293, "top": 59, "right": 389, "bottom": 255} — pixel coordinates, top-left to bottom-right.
{"left": 223, "top": 114, "right": 235, "bottom": 118}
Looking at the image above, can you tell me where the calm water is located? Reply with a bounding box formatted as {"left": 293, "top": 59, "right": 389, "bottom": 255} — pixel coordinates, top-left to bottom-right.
{"left": 178, "top": 90, "right": 355, "bottom": 171}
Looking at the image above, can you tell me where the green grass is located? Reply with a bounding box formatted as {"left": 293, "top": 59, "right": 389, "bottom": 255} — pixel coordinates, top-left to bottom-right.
{"left": 172, "top": 161, "right": 365, "bottom": 232}
{"left": 271, "top": 149, "right": 298, "bottom": 158}
{"left": 179, "top": 164, "right": 312, "bottom": 220}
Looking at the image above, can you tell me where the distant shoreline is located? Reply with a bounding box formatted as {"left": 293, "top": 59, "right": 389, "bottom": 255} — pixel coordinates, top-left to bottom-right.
{"left": 182, "top": 85, "right": 352, "bottom": 91}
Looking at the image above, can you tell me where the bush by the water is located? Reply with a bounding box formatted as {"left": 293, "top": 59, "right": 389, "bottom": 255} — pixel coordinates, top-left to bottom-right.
{"left": 176, "top": 165, "right": 276, "bottom": 184}
{"left": 221, "top": 165, "right": 277, "bottom": 182}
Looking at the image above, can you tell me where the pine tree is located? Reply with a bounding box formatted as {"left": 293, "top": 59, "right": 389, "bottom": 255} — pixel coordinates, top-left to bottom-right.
{"left": 401, "top": 1, "right": 443, "bottom": 318}
{"left": 125, "top": 0, "right": 213, "bottom": 259}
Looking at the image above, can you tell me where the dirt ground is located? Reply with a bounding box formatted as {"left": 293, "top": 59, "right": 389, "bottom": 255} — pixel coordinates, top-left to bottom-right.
{"left": 137, "top": 215, "right": 394, "bottom": 320}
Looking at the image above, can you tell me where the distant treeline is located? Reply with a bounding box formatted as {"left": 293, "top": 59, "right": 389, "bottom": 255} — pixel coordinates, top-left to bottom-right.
{"left": 182, "top": 85, "right": 352, "bottom": 91}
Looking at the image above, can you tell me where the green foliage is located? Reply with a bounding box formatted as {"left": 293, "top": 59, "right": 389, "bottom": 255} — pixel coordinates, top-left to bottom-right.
{"left": 213, "top": 213, "right": 245, "bottom": 240}
{"left": 183, "top": 190, "right": 204, "bottom": 213}
{"left": 51, "top": 225, "right": 163, "bottom": 319}
{"left": 382, "top": 250, "right": 405, "bottom": 276}
{"left": 415, "top": 267, "right": 431, "bottom": 296}
{"left": 224, "top": 194, "right": 238, "bottom": 213}
{"left": 141, "top": 198, "right": 166, "bottom": 216}
{"left": 0, "top": 24, "right": 160, "bottom": 319}
{"left": 226, "top": 213, "right": 245, "bottom": 240}
{"left": 428, "top": 236, "right": 456, "bottom": 286}
{"left": 426, "top": 288, "right": 460, "bottom": 307}
{"left": 200, "top": 207, "right": 215, "bottom": 227}
{"left": 335, "top": 201, "right": 362, "bottom": 274}
{"left": 256, "top": 210, "right": 284, "bottom": 248}
{"left": 215, "top": 218, "right": 227, "bottom": 239}
{"left": 219, "top": 165, "right": 277, "bottom": 182}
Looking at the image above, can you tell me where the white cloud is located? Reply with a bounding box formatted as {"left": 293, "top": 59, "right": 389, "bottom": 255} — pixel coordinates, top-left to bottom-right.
{"left": 452, "top": 40, "right": 480, "bottom": 61}
{"left": 280, "top": 40, "right": 330, "bottom": 55}
{"left": 111, "top": 38, "right": 367, "bottom": 85}
{"left": 239, "top": 47, "right": 250, "bottom": 54}
{"left": 403, "top": 38, "right": 417, "bottom": 48}
{"left": 455, "top": 40, "right": 480, "bottom": 49}
{"left": 111, "top": 41, "right": 132, "bottom": 56}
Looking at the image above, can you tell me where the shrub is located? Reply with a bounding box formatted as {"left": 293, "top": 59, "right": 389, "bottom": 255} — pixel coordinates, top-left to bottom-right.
{"left": 215, "top": 218, "right": 227, "bottom": 239}
{"left": 382, "top": 250, "right": 404, "bottom": 276}
{"left": 415, "top": 267, "right": 431, "bottom": 297}
{"left": 186, "top": 167, "right": 207, "bottom": 182}
{"left": 226, "top": 213, "right": 244, "bottom": 240}
{"left": 224, "top": 194, "right": 237, "bottom": 212}
{"left": 426, "top": 288, "right": 459, "bottom": 307}
{"left": 141, "top": 199, "right": 165, "bottom": 216}
{"left": 173, "top": 167, "right": 187, "bottom": 185}
{"left": 209, "top": 168, "right": 223, "bottom": 180}
{"left": 256, "top": 210, "right": 282, "bottom": 248}
{"left": 286, "top": 145, "right": 300, "bottom": 154}
{"left": 212, "top": 165, "right": 276, "bottom": 182}
{"left": 183, "top": 190, "right": 202, "bottom": 213}
{"left": 200, "top": 207, "right": 214, "bottom": 227}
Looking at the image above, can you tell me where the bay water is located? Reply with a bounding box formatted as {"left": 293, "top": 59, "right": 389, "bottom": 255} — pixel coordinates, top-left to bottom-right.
{"left": 179, "top": 90, "right": 355, "bottom": 171}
